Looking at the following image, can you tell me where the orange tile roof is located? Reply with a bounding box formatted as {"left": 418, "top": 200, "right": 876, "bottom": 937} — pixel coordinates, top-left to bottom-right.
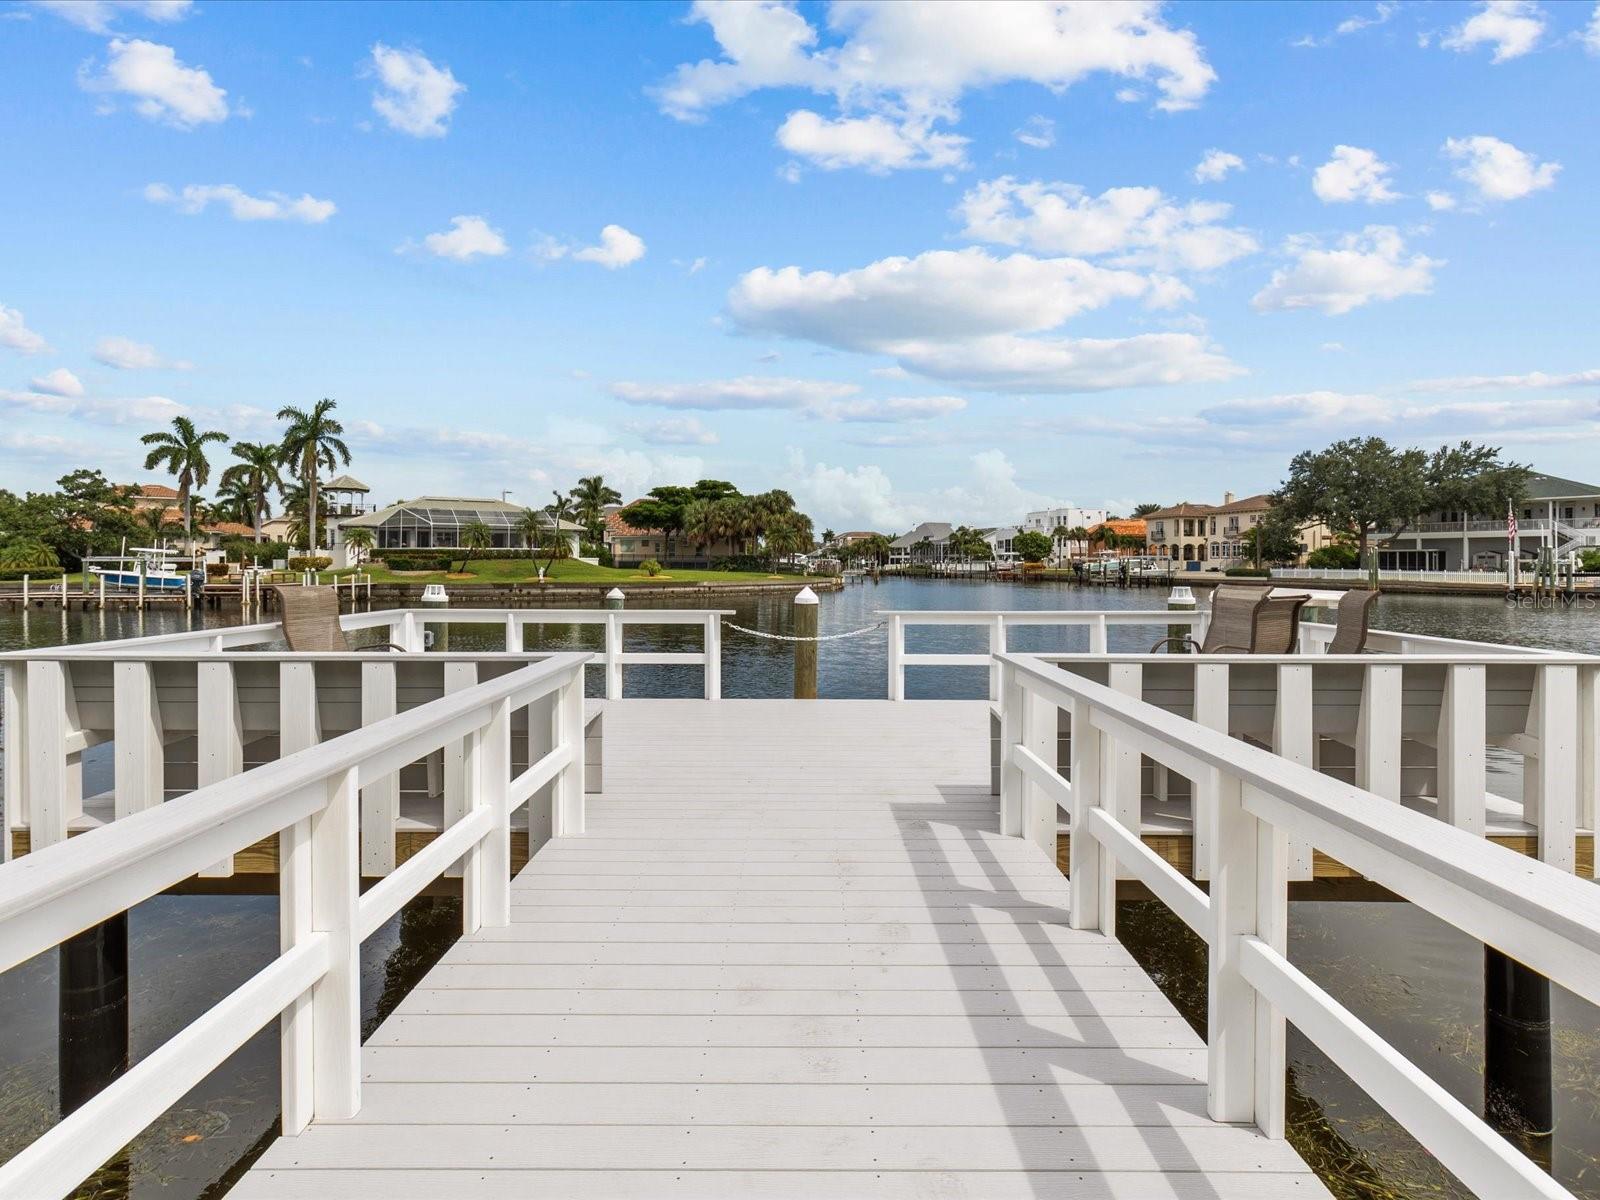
{"left": 1091, "top": 519, "right": 1147, "bottom": 537}
{"left": 605, "top": 507, "right": 657, "bottom": 538}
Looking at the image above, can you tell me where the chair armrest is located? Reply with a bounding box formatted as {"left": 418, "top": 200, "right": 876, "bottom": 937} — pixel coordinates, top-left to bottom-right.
{"left": 1148, "top": 636, "right": 1198, "bottom": 653}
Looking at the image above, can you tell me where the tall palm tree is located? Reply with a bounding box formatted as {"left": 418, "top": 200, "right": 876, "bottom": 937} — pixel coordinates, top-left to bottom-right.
{"left": 543, "top": 492, "right": 577, "bottom": 570}
{"left": 343, "top": 526, "right": 375, "bottom": 566}
{"left": 456, "top": 520, "right": 493, "bottom": 574}
{"left": 276, "top": 398, "right": 350, "bottom": 553}
{"left": 219, "top": 440, "right": 283, "bottom": 542}
{"left": 140, "top": 415, "right": 228, "bottom": 551}
{"left": 516, "top": 508, "right": 547, "bottom": 558}
{"left": 568, "top": 475, "right": 621, "bottom": 542}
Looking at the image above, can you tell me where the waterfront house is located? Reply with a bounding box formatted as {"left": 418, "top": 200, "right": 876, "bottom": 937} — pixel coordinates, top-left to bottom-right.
{"left": 983, "top": 526, "right": 1019, "bottom": 564}
{"left": 1146, "top": 493, "right": 1330, "bottom": 570}
{"left": 888, "top": 521, "right": 954, "bottom": 565}
{"left": 1375, "top": 470, "right": 1600, "bottom": 570}
{"left": 336, "top": 496, "right": 582, "bottom": 558}
{"left": 1021, "top": 505, "right": 1111, "bottom": 562}
{"left": 603, "top": 506, "right": 745, "bottom": 567}
{"left": 123, "top": 483, "right": 255, "bottom": 551}
{"left": 1086, "top": 518, "right": 1149, "bottom": 556}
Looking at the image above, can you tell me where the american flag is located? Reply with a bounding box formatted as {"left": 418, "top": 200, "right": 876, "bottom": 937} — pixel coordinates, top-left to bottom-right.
{"left": 1508, "top": 502, "right": 1517, "bottom": 544}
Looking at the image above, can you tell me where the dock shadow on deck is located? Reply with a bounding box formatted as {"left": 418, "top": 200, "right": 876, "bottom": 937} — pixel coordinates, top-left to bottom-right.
{"left": 231, "top": 699, "right": 1328, "bottom": 1198}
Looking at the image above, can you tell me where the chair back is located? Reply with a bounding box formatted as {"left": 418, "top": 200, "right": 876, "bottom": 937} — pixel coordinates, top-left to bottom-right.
{"left": 1326, "top": 588, "right": 1378, "bottom": 654}
{"left": 1200, "top": 586, "right": 1270, "bottom": 653}
{"left": 1253, "top": 592, "right": 1310, "bottom": 654}
{"left": 273, "top": 586, "right": 350, "bottom": 652}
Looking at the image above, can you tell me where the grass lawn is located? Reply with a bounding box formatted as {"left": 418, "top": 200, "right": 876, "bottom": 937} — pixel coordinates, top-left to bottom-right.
{"left": 332, "top": 557, "right": 793, "bottom": 586}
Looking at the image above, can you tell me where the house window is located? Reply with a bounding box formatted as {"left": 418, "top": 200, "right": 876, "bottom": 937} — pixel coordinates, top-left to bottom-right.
{"left": 1565, "top": 506, "right": 1575, "bottom": 519}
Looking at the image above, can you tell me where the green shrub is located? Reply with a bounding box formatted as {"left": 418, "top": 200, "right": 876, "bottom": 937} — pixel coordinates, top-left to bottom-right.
{"left": 205, "top": 561, "right": 232, "bottom": 578}
{"left": 288, "top": 555, "right": 333, "bottom": 571}
{"left": 0, "top": 566, "right": 67, "bottom": 581}
{"left": 0, "top": 539, "right": 61, "bottom": 571}
{"left": 378, "top": 552, "right": 452, "bottom": 571}
{"left": 1306, "top": 543, "right": 1360, "bottom": 569}
{"left": 639, "top": 558, "right": 663, "bottom": 577}
{"left": 1223, "top": 567, "right": 1271, "bottom": 577}
{"left": 712, "top": 554, "right": 767, "bottom": 571}
{"left": 1580, "top": 549, "right": 1600, "bottom": 572}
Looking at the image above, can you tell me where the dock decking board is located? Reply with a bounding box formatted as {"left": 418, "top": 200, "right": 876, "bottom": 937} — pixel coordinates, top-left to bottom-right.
{"left": 231, "top": 699, "right": 1328, "bottom": 1198}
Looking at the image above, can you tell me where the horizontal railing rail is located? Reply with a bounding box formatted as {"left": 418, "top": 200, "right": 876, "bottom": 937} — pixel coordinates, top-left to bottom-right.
{"left": 995, "top": 649, "right": 1600, "bottom": 1200}
{"left": 0, "top": 651, "right": 590, "bottom": 1200}
{"left": 881, "top": 609, "right": 1207, "bottom": 701}
{"left": 2, "top": 607, "right": 732, "bottom": 701}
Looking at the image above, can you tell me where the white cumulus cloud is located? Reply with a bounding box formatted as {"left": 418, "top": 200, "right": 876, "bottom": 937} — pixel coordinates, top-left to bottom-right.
{"left": 0, "top": 305, "right": 50, "bottom": 355}
{"left": 654, "top": 1, "right": 1215, "bottom": 172}
{"left": 1584, "top": 4, "right": 1600, "bottom": 53}
{"left": 1014, "top": 115, "right": 1055, "bottom": 150}
{"left": 729, "top": 246, "right": 1239, "bottom": 392}
{"left": 79, "top": 38, "right": 228, "bottom": 128}
{"left": 1192, "top": 149, "right": 1243, "bottom": 183}
{"left": 34, "top": 0, "right": 192, "bottom": 33}
{"left": 540, "top": 225, "right": 647, "bottom": 269}
{"left": 776, "top": 110, "right": 966, "bottom": 172}
{"left": 625, "top": 416, "right": 721, "bottom": 446}
{"left": 784, "top": 448, "right": 918, "bottom": 531}
{"left": 93, "top": 335, "right": 191, "bottom": 370}
{"left": 416, "top": 215, "right": 508, "bottom": 262}
{"left": 957, "top": 177, "right": 1258, "bottom": 274}
{"left": 1443, "top": 135, "right": 1559, "bottom": 202}
{"left": 144, "top": 182, "right": 336, "bottom": 223}
{"left": 1442, "top": 1, "right": 1546, "bottom": 61}
{"left": 1311, "top": 145, "right": 1400, "bottom": 203}
{"left": 29, "top": 367, "right": 84, "bottom": 397}
{"left": 1252, "top": 226, "right": 1439, "bottom": 316}
{"left": 369, "top": 43, "right": 464, "bottom": 137}
{"left": 1426, "top": 191, "right": 1457, "bottom": 211}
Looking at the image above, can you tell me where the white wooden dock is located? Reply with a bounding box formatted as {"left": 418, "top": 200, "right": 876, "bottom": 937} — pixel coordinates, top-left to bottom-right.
{"left": 230, "top": 699, "right": 1327, "bottom": 1198}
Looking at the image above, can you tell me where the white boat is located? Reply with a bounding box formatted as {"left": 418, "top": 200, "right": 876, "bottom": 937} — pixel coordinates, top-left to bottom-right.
{"left": 89, "top": 547, "right": 198, "bottom": 592}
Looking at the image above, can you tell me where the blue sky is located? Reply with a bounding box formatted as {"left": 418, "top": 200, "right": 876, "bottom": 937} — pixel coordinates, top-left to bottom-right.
{"left": 2, "top": 0, "right": 1597, "bottom": 532}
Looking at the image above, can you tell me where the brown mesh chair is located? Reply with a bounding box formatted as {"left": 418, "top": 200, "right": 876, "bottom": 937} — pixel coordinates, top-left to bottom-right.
{"left": 1252, "top": 592, "right": 1311, "bottom": 654}
{"left": 1150, "top": 585, "right": 1268, "bottom": 653}
{"left": 273, "top": 585, "right": 407, "bottom": 652}
{"left": 1325, "top": 588, "right": 1378, "bottom": 654}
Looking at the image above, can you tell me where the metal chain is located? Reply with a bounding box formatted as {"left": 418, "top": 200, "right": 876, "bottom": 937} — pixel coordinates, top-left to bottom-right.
{"left": 721, "top": 618, "right": 886, "bottom": 643}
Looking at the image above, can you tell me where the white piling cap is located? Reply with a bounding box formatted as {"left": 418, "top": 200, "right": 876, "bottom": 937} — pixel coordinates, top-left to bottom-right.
{"left": 421, "top": 583, "right": 449, "bottom": 604}
{"left": 606, "top": 588, "right": 626, "bottom": 600}
{"left": 1167, "top": 585, "right": 1196, "bottom": 605}
{"left": 794, "top": 586, "right": 820, "bottom": 605}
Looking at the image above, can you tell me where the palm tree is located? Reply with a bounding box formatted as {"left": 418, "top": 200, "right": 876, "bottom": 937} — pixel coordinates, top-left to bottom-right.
{"left": 343, "top": 526, "right": 375, "bottom": 566}
{"left": 140, "top": 415, "right": 228, "bottom": 551}
{"left": 516, "top": 508, "right": 547, "bottom": 558}
{"left": 214, "top": 474, "right": 255, "bottom": 527}
{"left": 220, "top": 441, "right": 284, "bottom": 542}
{"left": 276, "top": 398, "right": 350, "bottom": 553}
{"left": 568, "top": 475, "right": 621, "bottom": 542}
{"left": 456, "top": 520, "right": 492, "bottom": 574}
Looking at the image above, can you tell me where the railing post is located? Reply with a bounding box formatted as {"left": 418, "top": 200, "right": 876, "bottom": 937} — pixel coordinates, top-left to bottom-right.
{"left": 309, "top": 765, "right": 360, "bottom": 1120}
{"left": 998, "top": 661, "right": 1024, "bottom": 837}
{"left": 1, "top": 664, "right": 26, "bottom": 861}
{"left": 1206, "top": 769, "right": 1256, "bottom": 1123}
{"left": 1581, "top": 666, "right": 1599, "bottom": 880}
{"left": 401, "top": 611, "right": 422, "bottom": 653}
{"left": 1526, "top": 664, "right": 1578, "bottom": 872}
{"left": 197, "top": 662, "right": 243, "bottom": 877}
{"left": 466, "top": 698, "right": 512, "bottom": 929}
{"left": 359, "top": 662, "right": 399, "bottom": 876}
{"left": 442, "top": 662, "right": 477, "bottom": 879}
{"left": 113, "top": 661, "right": 164, "bottom": 819}
{"left": 705, "top": 612, "right": 722, "bottom": 700}
{"left": 504, "top": 613, "right": 523, "bottom": 654}
{"left": 1022, "top": 686, "right": 1056, "bottom": 854}
{"left": 1106, "top": 663, "right": 1142, "bottom": 889}
{"left": 1273, "top": 664, "right": 1314, "bottom": 881}
{"left": 887, "top": 614, "right": 904, "bottom": 701}
{"left": 1066, "top": 696, "right": 1104, "bottom": 933}
{"left": 1356, "top": 663, "right": 1403, "bottom": 801}
{"left": 1437, "top": 664, "right": 1486, "bottom": 835}
{"left": 1090, "top": 614, "right": 1108, "bottom": 655}
{"left": 25, "top": 660, "right": 76, "bottom": 851}
{"left": 988, "top": 614, "right": 1004, "bottom": 702}
{"left": 1190, "top": 663, "right": 1229, "bottom": 881}
{"left": 278, "top": 663, "right": 319, "bottom": 1134}
{"left": 526, "top": 691, "right": 557, "bottom": 856}
{"left": 604, "top": 612, "right": 622, "bottom": 700}
{"left": 1251, "top": 782, "right": 1289, "bottom": 1139}
{"left": 556, "top": 668, "right": 586, "bottom": 836}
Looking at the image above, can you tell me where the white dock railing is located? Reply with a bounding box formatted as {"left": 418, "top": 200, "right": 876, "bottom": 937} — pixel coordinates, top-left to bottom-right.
{"left": 0, "top": 651, "right": 590, "bottom": 1200}
{"left": 883, "top": 609, "right": 1206, "bottom": 701}
{"left": 995, "top": 650, "right": 1600, "bottom": 1200}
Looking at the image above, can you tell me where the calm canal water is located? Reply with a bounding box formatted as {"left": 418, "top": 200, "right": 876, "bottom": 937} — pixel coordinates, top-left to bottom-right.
{"left": 1, "top": 577, "right": 1596, "bottom": 1199}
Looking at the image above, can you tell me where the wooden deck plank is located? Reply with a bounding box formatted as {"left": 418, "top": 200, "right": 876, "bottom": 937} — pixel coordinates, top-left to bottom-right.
{"left": 232, "top": 698, "right": 1327, "bottom": 1198}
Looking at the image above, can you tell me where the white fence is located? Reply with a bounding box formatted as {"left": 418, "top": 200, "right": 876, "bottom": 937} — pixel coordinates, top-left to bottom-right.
{"left": 883, "top": 609, "right": 1205, "bottom": 701}
{"left": 995, "top": 650, "right": 1600, "bottom": 1200}
{"left": 0, "top": 651, "right": 590, "bottom": 1200}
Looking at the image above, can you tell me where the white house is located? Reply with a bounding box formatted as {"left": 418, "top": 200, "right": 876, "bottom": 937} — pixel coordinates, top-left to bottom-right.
{"left": 1021, "top": 506, "right": 1110, "bottom": 563}
{"left": 1375, "top": 471, "right": 1600, "bottom": 570}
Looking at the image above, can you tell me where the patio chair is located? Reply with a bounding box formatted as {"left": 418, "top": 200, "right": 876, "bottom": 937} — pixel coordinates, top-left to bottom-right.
{"left": 273, "top": 585, "right": 407, "bottom": 652}
{"left": 1324, "top": 588, "right": 1378, "bottom": 654}
{"left": 1252, "top": 591, "right": 1311, "bottom": 654}
{"left": 1149, "top": 585, "right": 1267, "bottom": 653}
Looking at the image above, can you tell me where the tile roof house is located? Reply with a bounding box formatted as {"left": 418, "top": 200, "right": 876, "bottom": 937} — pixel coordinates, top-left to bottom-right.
{"left": 602, "top": 507, "right": 745, "bottom": 567}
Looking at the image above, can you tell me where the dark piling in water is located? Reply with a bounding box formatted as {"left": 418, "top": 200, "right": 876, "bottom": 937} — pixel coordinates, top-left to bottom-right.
{"left": 1484, "top": 946, "right": 1553, "bottom": 1157}
{"left": 58, "top": 913, "right": 129, "bottom": 1114}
